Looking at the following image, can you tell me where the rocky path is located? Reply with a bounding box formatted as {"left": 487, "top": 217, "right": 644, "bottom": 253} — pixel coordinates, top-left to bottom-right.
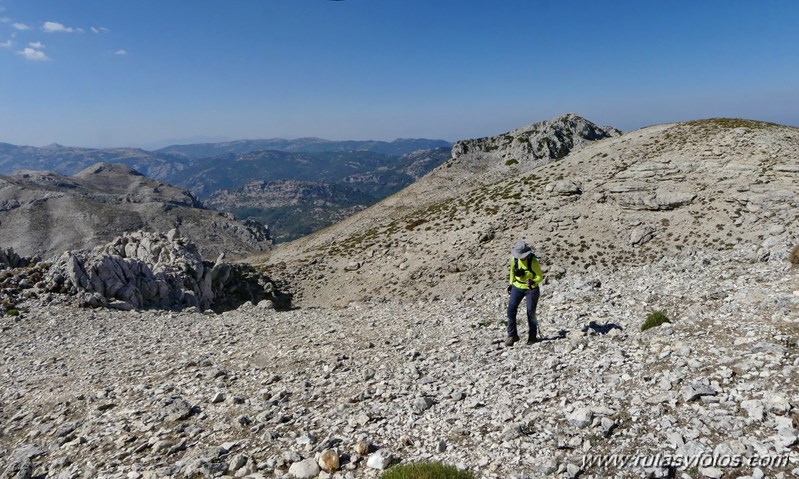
{"left": 1, "top": 259, "right": 798, "bottom": 479}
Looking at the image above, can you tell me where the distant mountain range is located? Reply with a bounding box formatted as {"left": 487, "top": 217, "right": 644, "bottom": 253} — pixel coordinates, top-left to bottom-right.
{"left": 168, "top": 147, "right": 452, "bottom": 198}
{"left": 0, "top": 142, "right": 190, "bottom": 180}
{"left": 156, "top": 137, "right": 451, "bottom": 159}
{"left": 0, "top": 137, "right": 452, "bottom": 242}
{"left": 0, "top": 137, "right": 450, "bottom": 177}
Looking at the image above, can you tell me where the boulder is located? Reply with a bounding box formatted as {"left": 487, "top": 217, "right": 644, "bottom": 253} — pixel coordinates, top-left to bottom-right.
{"left": 616, "top": 189, "right": 696, "bottom": 210}
{"left": 629, "top": 226, "right": 656, "bottom": 246}
{"left": 545, "top": 180, "right": 582, "bottom": 196}
{"left": 366, "top": 450, "right": 394, "bottom": 470}
{"left": 288, "top": 458, "right": 319, "bottom": 479}
{"left": 567, "top": 407, "right": 593, "bottom": 428}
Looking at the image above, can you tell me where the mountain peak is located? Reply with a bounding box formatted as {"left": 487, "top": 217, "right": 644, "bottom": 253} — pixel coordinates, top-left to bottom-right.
{"left": 446, "top": 113, "right": 620, "bottom": 178}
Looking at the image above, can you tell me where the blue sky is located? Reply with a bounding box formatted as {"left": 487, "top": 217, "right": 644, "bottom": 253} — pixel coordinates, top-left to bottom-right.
{"left": 1, "top": 1, "right": 797, "bottom": 148}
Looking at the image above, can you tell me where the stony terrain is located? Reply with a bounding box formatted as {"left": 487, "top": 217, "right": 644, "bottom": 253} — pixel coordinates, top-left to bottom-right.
{"left": 0, "top": 163, "right": 271, "bottom": 260}
{"left": 1, "top": 254, "right": 797, "bottom": 479}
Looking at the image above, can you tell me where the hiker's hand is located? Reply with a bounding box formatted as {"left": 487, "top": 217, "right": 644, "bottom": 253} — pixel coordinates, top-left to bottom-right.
{"left": 506, "top": 285, "right": 512, "bottom": 295}
{"left": 526, "top": 279, "right": 534, "bottom": 289}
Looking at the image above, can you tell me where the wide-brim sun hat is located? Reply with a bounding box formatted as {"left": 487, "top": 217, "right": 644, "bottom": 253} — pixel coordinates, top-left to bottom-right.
{"left": 511, "top": 240, "right": 532, "bottom": 259}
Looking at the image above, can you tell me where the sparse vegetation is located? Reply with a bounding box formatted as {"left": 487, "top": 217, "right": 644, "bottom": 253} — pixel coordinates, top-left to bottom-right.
{"left": 685, "top": 118, "right": 781, "bottom": 130}
{"left": 505, "top": 158, "right": 519, "bottom": 166}
{"left": 405, "top": 219, "right": 428, "bottom": 231}
{"left": 641, "top": 310, "right": 670, "bottom": 331}
{"left": 381, "top": 462, "right": 475, "bottom": 479}
{"left": 6, "top": 309, "right": 19, "bottom": 317}
{"left": 471, "top": 319, "right": 493, "bottom": 330}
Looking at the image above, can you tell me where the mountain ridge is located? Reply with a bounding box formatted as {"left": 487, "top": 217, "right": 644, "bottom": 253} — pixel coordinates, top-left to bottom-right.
{"left": 253, "top": 115, "right": 798, "bottom": 308}
{"left": 154, "top": 137, "right": 452, "bottom": 159}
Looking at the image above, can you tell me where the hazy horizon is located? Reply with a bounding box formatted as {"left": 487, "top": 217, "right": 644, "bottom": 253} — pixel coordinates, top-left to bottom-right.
{"left": 2, "top": 0, "right": 798, "bottom": 148}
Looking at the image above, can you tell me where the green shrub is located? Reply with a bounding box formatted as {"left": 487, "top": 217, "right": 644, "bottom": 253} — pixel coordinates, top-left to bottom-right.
{"left": 381, "top": 462, "right": 474, "bottom": 479}
{"left": 641, "top": 310, "right": 670, "bottom": 331}
{"left": 505, "top": 158, "right": 519, "bottom": 166}
{"left": 7, "top": 309, "right": 19, "bottom": 317}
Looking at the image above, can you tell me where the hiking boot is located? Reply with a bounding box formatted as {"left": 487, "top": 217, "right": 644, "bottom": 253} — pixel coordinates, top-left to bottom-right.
{"left": 505, "top": 335, "right": 520, "bottom": 347}
{"left": 528, "top": 324, "right": 539, "bottom": 345}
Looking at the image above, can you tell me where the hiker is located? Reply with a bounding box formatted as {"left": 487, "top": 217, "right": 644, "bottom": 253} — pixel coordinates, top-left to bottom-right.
{"left": 505, "top": 240, "right": 544, "bottom": 346}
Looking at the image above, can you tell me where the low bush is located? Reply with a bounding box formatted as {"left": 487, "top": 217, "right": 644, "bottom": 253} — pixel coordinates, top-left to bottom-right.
{"left": 641, "top": 310, "right": 670, "bottom": 331}
{"left": 381, "top": 462, "right": 474, "bottom": 479}
{"left": 505, "top": 158, "right": 519, "bottom": 166}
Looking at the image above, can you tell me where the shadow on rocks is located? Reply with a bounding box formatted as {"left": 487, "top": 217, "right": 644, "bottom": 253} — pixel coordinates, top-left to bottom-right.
{"left": 582, "top": 320, "right": 623, "bottom": 335}
{"left": 539, "top": 328, "right": 569, "bottom": 342}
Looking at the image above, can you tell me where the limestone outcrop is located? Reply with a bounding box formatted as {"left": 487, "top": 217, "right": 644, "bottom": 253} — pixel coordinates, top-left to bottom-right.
{"left": 44, "top": 231, "right": 288, "bottom": 311}
{"left": 449, "top": 113, "right": 621, "bottom": 176}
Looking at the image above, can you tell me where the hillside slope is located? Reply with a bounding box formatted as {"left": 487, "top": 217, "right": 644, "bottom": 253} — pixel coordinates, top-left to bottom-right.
{"left": 0, "top": 163, "right": 271, "bottom": 260}
{"left": 254, "top": 116, "right": 798, "bottom": 307}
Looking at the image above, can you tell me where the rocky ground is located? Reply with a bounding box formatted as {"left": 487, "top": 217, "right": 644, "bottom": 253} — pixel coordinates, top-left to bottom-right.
{"left": 2, "top": 254, "right": 797, "bottom": 479}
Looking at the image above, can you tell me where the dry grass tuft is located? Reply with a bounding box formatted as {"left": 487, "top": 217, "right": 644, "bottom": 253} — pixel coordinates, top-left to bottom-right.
{"left": 789, "top": 244, "right": 799, "bottom": 268}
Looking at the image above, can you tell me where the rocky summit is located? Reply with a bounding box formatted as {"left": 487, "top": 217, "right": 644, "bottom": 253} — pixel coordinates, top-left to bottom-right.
{"left": 0, "top": 163, "right": 271, "bottom": 260}
{"left": 1, "top": 115, "right": 798, "bottom": 479}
